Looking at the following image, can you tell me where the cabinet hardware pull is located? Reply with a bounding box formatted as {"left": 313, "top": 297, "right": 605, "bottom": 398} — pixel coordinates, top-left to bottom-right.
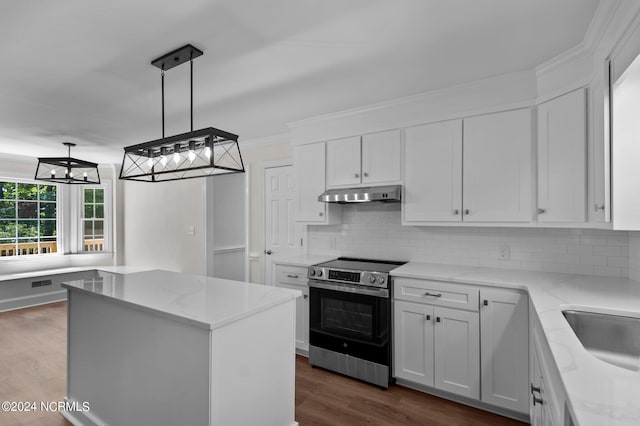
{"left": 531, "top": 384, "right": 541, "bottom": 394}
{"left": 286, "top": 274, "right": 299, "bottom": 279}
{"left": 436, "top": 317, "right": 441, "bottom": 323}
{"left": 532, "top": 396, "right": 543, "bottom": 406}
{"left": 483, "top": 299, "right": 488, "bottom": 306}
{"left": 303, "top": 295, "right": 308, "bottom": 299}
{"left": 464, "top": 209, "right": 470, "bottom": 215}
{"left": 319, "top": 212, "right": 324, "bottom": 217}
{"left": 538, "top": 208, "right": 546, "bottom": 214}
{"left": 354, "top": 173, "right": 360, "bottom": 178}
{"left": 423, "top": 292, "right": 442, "bottom": 297}
{"left": 264, "top": 250, "right": 272, "bottom": 255}
{"left": 594, "top": 204, "right": 605, "bottom": 211}
{"left": 363, "top": 172, "right": 369, "bottom": 177}
{"left": 453, "top": 209, "right": 459, "bottom": 215}
{"left": 425, "top": 314, "right": 431, "bottom": 321}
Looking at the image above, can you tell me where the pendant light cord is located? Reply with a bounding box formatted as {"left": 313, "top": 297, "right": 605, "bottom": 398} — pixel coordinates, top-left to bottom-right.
{"left": 161, "top": 68, "right": 165, "bottom": 138}
{"left": 190, "top": 52, "right": 194, "bottom": 132}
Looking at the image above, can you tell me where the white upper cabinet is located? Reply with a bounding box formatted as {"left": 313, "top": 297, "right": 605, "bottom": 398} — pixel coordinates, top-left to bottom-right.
{"left": 463, "top": 109, "right": 532, "bottom": 222}
{"left": 326, "top": 136, "right": 361, "bottom": 187}
{"left": 537, "top": 89, "right": 587, "bottom": 222}
{"left": 294, "top": 143, "right": 339, "bottom": 224}
{"left": 404, "top": 120, "right": 462, "bottom": 222}
{"left": 361, "top": 130, "right": 402, "bottom": 184}
{"left": 404, "top": 109, "right": 532, "bottom": 224}
{"left": 326, "top": 130, "right": 401, "bottom": 188}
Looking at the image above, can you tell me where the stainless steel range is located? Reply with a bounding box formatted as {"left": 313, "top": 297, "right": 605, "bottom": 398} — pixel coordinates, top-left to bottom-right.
{"left": 307, "top": 257, "right": 406, "bottom": 388}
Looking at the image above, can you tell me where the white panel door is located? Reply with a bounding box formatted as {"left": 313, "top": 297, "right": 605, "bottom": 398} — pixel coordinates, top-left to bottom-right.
{"left": 433, "top": 306, "right": 480, "bottom": 398}
{"left": 326, "top": 136, "right": 361, "bottom": 187}
{"left": 361, "top": 129, "right": 402, "bottom": 184}
{"left": 480, "top": 288, "right": 529, "bottom": 413}
{"left": 404, "top": 120, "right": 462, "bottom": 222}
{"left": 265, "top": 165, "right": 299, "bottom": 284}
{"left": 294, "top": 143, "right": 327, "bottom": 222}
{"left": 463, "top": 109, "right": 532, "bottom": 222}
{"left": 538, "top": 89, "right": 587, "bottom": 222}
{"left": 393, "top": 300, "right": 434, "bottom": 386}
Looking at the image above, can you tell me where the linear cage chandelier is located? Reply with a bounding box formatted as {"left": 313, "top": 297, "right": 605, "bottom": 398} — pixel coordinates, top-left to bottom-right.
{"left": 119, "top": 44, "right": 244, "bottom": 182}
{"left": 35, "top": 142, "right": 101, "bottom": 184}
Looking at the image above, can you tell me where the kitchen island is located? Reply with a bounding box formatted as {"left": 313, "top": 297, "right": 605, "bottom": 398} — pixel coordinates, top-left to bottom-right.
{"left": 61, "top": 270, "right": 300, "bottom": 426}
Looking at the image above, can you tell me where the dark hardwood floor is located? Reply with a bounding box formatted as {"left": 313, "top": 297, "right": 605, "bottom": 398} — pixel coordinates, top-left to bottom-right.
{"left": 0, "top": 302, "right": 526, "bottom": 426}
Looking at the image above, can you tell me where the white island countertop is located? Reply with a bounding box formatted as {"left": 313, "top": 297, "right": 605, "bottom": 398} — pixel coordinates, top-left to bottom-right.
{"left": 391, "top": 262, "right": 640, "bottom": 426}
{"left": 62, "top": 269, "right": 301, "bottom": 330}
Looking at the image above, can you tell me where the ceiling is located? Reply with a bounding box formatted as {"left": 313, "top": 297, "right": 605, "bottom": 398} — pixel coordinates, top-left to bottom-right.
{"left": 0, "top": 0, "right": 600, "bottom": 163}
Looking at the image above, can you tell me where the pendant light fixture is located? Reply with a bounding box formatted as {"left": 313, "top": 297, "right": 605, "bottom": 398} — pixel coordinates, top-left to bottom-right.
{"left": 34, "top": 142, "right": 101, "bottom": 184}
{"left": 119, "top": 44, "right": 244, "bottom": 182}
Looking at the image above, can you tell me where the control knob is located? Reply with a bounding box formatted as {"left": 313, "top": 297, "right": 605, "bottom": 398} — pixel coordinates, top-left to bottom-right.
{"left": 317, "top": 270, "right": 323, "bottom": 277}
{"left": 309, "top": 268, "right": 316, "bottom": 276}
{"left": 368, "top": 275, "right": 376, "bottom": 284}
{"left": 377, "top": 276, "right": 385, "bottom": 285}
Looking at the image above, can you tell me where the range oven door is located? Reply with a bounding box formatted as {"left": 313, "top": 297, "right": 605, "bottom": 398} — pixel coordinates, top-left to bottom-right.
{"left": 308, "top": 280, "right": 391, "bottom": 365}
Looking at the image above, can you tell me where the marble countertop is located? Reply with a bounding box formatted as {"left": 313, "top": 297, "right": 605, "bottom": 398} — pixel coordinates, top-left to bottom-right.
{"left": 271, "top": 253, "right": 336, "bottom": 267}
{"left": 391, "top": 262, "right": 640, "bottom": 426}
{"left": 62, "top": 270, "right": 301, "bottom": 331}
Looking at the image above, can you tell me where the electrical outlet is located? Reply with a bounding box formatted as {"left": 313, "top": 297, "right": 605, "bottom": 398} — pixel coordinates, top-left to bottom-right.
{"left": 498, "top": 245, "right": 510, "bottom": 261}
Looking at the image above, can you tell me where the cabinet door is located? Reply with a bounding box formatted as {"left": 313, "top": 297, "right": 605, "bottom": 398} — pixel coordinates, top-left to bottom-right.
{"left": 463, "top": 109, "right": 532, "bottom": 222}
{"left": 404, "top": 120, "right": 462, "bottom": 222}
{"left": 480, "top": 289, "right": 529, "bottom": 413}
{"left": 393, "top": 300, "right": 434, "bottom": 386}
{"left": 433, "top": 306, "right": 480, "bottom": 398}
{"left": 294, "top": 143, "right": 328, "bottom": 222}
{"left": 275, "top": 282, "right": 308, "bottom": 352}
{"left": 361, "top": 130, "right": 402, "bottom": 184}
{"left": 530, "top": 348, "right": 545, "bottom": 426}
{"left": 538, "top": 89, "right": 587, "bottom": 222}
{"left": 326, "top": 136, "right": 361, "bottom": 187}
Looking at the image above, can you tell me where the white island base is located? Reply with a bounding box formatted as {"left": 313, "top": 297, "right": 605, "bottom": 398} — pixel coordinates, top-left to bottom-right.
{"left": 61, "top": 270, "right": 299, "bottom": 426}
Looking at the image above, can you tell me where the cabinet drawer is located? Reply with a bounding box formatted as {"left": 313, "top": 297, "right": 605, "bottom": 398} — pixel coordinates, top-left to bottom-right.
{"left": 393, "top": 278, "right": 479, "bottom": 311}
{"left": 274, "top": 265, "right": 308, "bottom": 286}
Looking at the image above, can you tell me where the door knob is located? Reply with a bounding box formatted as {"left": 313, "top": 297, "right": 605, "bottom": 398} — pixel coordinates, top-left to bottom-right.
{"left": 264, "top": 250, "right": 272, "bottom": 255}
{"left": 537, "top": 208, "right": 546, "bottom": 214}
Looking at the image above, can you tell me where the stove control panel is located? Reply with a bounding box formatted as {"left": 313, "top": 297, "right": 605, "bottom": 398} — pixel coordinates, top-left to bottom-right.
{"left": 308, "top": 267, "right": 389, "bottom": 288}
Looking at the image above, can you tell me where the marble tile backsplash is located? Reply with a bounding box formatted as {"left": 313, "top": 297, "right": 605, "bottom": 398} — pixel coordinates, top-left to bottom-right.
{"left": 308, "top": 203, "right": 631, "bottom": 278}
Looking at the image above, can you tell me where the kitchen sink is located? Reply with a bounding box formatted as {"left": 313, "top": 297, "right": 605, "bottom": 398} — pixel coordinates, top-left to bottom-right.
{"left": 562, "top": 310, "right": 640, "bottom": 371}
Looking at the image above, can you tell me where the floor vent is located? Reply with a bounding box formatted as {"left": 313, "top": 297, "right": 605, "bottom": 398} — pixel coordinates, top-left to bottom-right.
{"left": 32, "top": 279, "right": 53, "bottom": 288}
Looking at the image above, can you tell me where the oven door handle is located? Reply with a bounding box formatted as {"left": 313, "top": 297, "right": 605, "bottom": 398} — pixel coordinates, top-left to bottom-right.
{"left": 308, "top": 280, "right": 389, "bottom": 298}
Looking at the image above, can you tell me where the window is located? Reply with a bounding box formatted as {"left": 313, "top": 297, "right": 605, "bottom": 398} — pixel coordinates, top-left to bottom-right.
{"left": 82, "top": 188, "right": 104, "bottom": 252}
{"left": 0, "top": 181, "right": 58, "bottom": 256}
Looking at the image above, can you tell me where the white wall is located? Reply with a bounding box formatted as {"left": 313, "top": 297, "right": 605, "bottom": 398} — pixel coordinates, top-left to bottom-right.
{"left": 123, "top": 179, "right": 205, "bottom": 274}
{"left": 308, "top": 203, "right": 630, "bottom": 278}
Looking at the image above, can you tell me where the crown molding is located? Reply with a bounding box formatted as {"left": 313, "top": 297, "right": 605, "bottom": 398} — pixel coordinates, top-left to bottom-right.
{"left": 536, "top": 0, "right": 620, "bottom": 77}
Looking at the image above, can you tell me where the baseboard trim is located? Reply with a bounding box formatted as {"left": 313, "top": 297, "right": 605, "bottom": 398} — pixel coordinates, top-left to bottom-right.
{"left": 395, "top": 378, "right": 530, "bottom": 423}
{"left": 0, "top": 290, "right": 67, "bottom": 313}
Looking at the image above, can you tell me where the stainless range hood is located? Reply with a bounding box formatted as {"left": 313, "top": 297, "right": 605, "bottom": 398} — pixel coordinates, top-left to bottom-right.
{"left": 318, "top": 185, "right": 402, "bottom": 203}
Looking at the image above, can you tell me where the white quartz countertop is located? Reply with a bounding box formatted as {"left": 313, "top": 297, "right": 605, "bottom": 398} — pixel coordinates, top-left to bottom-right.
{"left": 391, "top": 262, "right": 640, "bottom": 426}
{"left": 62, "top": 270, "right": 300, "bottom": 331}
{"left": 271, "top": 253, "right": 336, "bottom": 267}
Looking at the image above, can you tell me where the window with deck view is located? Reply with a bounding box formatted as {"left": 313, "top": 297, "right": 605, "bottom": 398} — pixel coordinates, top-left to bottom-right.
{"left": 83, "top": 188, "right": 104, "bottom": 252}
{"left": 0, "top": 181, "right": 57, "bottom": 256}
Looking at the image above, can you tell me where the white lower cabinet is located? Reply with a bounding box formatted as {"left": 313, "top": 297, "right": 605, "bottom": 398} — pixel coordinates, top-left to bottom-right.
{"left": 394, "top": 300, "right": 479, "bottom": 399}
{"left": 480, "top": 288, "right": 529, "bottom": 413}
{"left": 394, "top": 279, "right": 531, "bottom": 417}
{"left": 274, "top": 264, "right": 309, "bottom": 354}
